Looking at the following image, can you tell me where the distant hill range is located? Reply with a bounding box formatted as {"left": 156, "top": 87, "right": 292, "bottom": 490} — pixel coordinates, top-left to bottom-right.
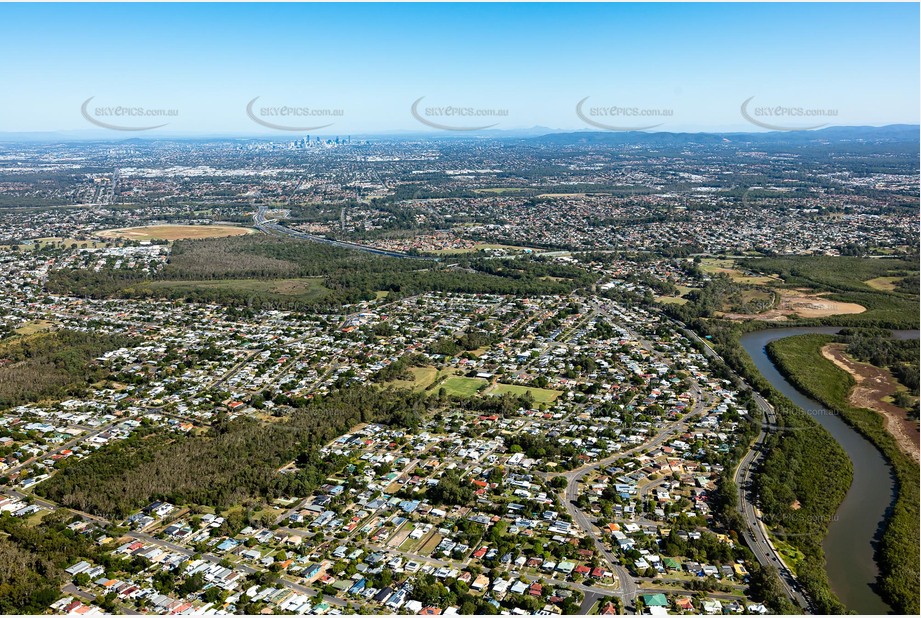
{"left": 529, "top": 124, "right": 920, "bottom": 146}
{"left": 0, "top": 124, "right": 916, "bottom": 145}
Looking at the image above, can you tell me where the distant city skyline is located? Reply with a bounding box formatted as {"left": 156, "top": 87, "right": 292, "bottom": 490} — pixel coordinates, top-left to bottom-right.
{"left": 0, "top": 2, "right": 918, "bottom": 135}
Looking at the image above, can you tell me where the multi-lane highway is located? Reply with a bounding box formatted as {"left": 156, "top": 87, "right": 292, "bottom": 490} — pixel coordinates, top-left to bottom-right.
{"left": 733, "top": 399, "right": 810, "bottom": 610}
{"left": 681, "top": 325, "right": 809, "bottom": 611}
{"left": 253, "top": 205, "right": 423, "bottom": 260}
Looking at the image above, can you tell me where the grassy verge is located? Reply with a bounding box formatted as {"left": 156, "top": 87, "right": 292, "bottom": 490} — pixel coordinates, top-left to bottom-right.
{"left": 767, "top": 334, "right": 920, "bottom": 615}
{"left": 771, "top": 536, "right": 806, "bottom": 573}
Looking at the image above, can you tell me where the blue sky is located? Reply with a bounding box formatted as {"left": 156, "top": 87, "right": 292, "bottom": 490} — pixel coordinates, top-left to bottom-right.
{"left": 0, "top": 2, "right": 917, "bottom": 135}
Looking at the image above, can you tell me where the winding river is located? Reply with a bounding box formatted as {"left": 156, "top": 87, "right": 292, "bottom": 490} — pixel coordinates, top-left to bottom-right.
{"left": 740, "top": 327, "right": 919, "bottom": 615}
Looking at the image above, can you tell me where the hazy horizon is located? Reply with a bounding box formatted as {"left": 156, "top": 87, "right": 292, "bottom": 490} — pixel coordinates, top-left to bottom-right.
{"left": 0, "top": 2, "right": 918, "bottom": 135}
{"left": 1, "top": 123, "right": 919, "bottom": 144}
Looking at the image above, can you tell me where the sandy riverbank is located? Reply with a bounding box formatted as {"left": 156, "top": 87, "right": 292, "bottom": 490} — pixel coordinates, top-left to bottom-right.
{"left": 821, "top": 343, "right": 919, "bottom": 462}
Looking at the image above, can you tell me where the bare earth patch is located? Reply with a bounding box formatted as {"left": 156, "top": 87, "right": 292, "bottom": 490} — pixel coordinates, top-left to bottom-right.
{"left": 821, "top": 343, "right": 919, "bottom": 462}
{"left": 720, "top": 290, "right": 865, "bottom": 321}
{"left": 783, "top": 292, "right": 865, "bottom": 318}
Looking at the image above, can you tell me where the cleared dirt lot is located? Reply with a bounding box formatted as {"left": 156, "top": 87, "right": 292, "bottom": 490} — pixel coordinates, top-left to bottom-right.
{"left": 782, "top": 292, "right": 866, "bottom": 318}
{"left": 721, "top": 290, "right": 865, "bottom": 321}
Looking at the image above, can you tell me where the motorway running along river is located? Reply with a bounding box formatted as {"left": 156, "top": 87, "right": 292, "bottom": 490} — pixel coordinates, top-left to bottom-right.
{"left": 740, "top": 327, "right": 919, "bottom": 614}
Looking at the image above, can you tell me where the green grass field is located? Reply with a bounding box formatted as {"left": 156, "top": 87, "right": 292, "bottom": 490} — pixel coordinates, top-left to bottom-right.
{"left": 772, "top": 536, "right": 806, "bottom": 573}
{"left": 440, "top": 376, "right": 488, "bottom": 397}
{"left": 656, "top": 284, "right": 695, "bottom": 306}
{"left": 486, "top": 382, "right": 562, "bottom": 403}
{"left": 13, "top": 320, "right": 55, "bottom": 335}
{"left": 699, "top": 257, "right": 777, "bottom": 284}
{"left": 656, "top": 295, "right": 688, "bottom": 305}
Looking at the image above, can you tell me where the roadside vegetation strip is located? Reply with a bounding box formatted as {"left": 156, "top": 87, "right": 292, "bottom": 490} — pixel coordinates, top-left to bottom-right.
{"left": 472, "top": 187, "right": 530, "bottom": 195}
{"left": 428, "top": 242, "right": 538, "bottom": 255}
{"left": 767, "top": 334, "right": 920, "bottom": 615}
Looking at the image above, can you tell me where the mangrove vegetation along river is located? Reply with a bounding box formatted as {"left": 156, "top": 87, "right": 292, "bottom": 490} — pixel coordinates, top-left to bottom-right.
{"left": 740, "top": 327, "right": 919, "bottom": 615}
